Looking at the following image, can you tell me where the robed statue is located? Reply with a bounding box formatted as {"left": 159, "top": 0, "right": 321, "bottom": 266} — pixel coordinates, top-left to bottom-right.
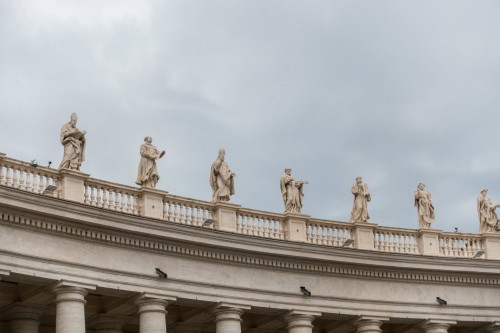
{"left": 135, "top": 136, "right": 165, "bottom": 189}
{"left": 350, "top": 176, "right": 371, "bottom": 222}
{"left": 477, "top": 188, "right": 500, "bottom": 233}
{"left": 280, "top": 168, "right": 307, "bottom": 214}
{"left": 59, "top": 113, "right": 86, "bottom": 171}
{"left": 414, "top": 183, "right": 435, "bottom": 229}
{"left": 210, "top": 148, "right": 236, "bottom": 202}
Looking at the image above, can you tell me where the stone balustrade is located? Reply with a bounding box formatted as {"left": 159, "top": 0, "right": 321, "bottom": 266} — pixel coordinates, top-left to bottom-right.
{"left": 1, "top": 152, "right": 500, "bottom": 259}
{"left": 0, "top": 155, "right": 61, "bottom": 198}
{"left": 306, "top": 218, "right": 353, "bottom": 246}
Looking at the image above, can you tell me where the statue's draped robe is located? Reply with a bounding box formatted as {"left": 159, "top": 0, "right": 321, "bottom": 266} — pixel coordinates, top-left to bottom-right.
{"left": 350, "top": 183, "right": 370, "bottom": 222}
{"left": 414, "top": 190, "right": 435, "bottom": 229}
{"left": 477, "top": 195, "right": 498, "bottom": 233}
{"left": 135, "top": 143, "right": 161, "bottom": 188}
{"left": 210, "top": 159, "right": 235, "bottom": 202}
{"left": 59, "top": 123, "right": 85, "bottom": 170}
{"left": 280, "top": 174, "right": 304, "bottom": 214}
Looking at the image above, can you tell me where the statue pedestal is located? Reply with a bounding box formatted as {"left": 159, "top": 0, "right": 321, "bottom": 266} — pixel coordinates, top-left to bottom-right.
{"left": 213, "top": 202, "right": 241, "bottom": 232}
{"left": 352, "top": 222, "right": 377, "bottom": 250}
{"left": 60, "top": 170, "right": 90, "bottom": 203}
{"left": 284, "top": 213, "right": 310, "bottom": 242}
{"left": 417, "top": 228, "right": 442, "bottom": 256}
{"left": 481, "top": 232, "right": 500, "bottom": 260}
{"left": 139, "top": 187, "right": 168, "bottom": 220}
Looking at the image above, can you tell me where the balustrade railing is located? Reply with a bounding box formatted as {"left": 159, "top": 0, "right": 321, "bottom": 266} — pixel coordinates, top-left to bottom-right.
{"left": 439, "top": 233, "right": 483, "bottom": 257}
{"left": 163, "top": 194, "right": 214, "bottom": 227}
{"left": 236, "top": 208, "right": 284, "bottom": 239}
{"left": 83, "top": 178, "right": 141, "bottom": 215}
{"left": 373, "top": 227, "right": 420, "bottom": 254}
{"left": 0, "top": 152, "right": 498, "bottom": 259}
{"left": 306, "top": 219, "right": 352, "bottom": 246}
{"left": 0, "top": 157, "right": 61, "bottom": 198}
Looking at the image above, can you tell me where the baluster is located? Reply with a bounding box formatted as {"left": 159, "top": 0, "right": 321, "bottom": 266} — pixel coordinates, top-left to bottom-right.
{"left": 103, "top": 189, "right": 110, "bottom": 209}
{"left": 0, "top": 163, "right": 4, "bottom": 185}
{"left": 241, "top": 215, "right": 248, "bottom": 234}
{"left": 96, "top": 187, "right": 103, "bottom": 208}
{"left": 108, "top": 191, "right": 115, "bottom": 210}
{"left": 5, "top": 166, "right": 13, "bottom": 187}
{"left": 18, "top": 169, "right": 26, "bottom": 190}
{"left": 257, "top": 217, "right": 263, "bottom": 237}
{"left": 189, "top": 205, "right": 195, "bottom": 225}
{"left": 166, "top": 201, "right": 173, "bottom": 222}
{"left": 26, "top": 170, "right": 33, "bottom": 192}
{"left": 12, "top": 167, "right": 19, "bottom": 188}
{"left": 90, "top": 187, "right": 97, "bottom": 206}
{"left": 197, "top": 207, "right": 203, "bottom": 226}
{"left": 120, "top": 191, "right": 127, "bottom": 213}
{"left": 82, "top": 185, "right": 89, "bottom": 204}
{"left": 133, "top": 193, "right": 139, "bottom": 215}
{"left": 173, "top": 204, "right": 180, "bottom": 223}
{"left": 179, "top": 205, "right": 186, "bottom": 224}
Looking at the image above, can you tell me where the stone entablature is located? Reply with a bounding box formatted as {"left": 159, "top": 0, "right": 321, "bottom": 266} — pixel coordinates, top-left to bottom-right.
{"left": 1, "top": 152, "right": 500, "bottom": 260}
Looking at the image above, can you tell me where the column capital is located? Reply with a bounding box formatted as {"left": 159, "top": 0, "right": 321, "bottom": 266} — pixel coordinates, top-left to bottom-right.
{"left": 283, "top": 310, "right": 319, "bottom": 330}
{"left": 52, "top": 286, "right": 89, "bottom": 305}
{"left": 211, "top": 302, "right": 250, "bottom": 325}
{"left": 6, "top": 303, "right": 45, "bottom": 321}
{"left": 419, "top": 319, "right": 456, "bottom": 333}
{"left": 353, "top": 316, "right": 389, "bottom": 333}
{"left": 134, "top": 296, "right": 171, "bottom": 316}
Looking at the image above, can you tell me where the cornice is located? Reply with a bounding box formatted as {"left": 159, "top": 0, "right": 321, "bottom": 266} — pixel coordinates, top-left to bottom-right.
{"left": 1, "top": 203, "right": 499, "bottom": 287}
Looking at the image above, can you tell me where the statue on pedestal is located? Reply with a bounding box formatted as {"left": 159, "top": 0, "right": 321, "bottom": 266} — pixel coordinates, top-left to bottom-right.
{"left": 477, "top": 188, "right": 500, "bottom": 233}
{"left": 210, "top": 148, "right": 236, "bottom": 203}
{"left": 280, "top": 168, "right": 307, "bottom": 214}
{"left": 414, "top": 183, "right": 435, "bottom": 229}
{"left": 59, "top": 113, "right": 86, "bottom": 171}
{"left": 135, "top": 136, "right": 165, "bottom": 189}
{"left": 350, "top": 176, "right": 371, "bottom": 222}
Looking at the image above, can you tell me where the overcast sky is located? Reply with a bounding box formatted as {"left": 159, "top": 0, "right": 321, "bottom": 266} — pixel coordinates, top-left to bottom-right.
{"left": 1, "top": 1, "right": 499, "bottom": 233}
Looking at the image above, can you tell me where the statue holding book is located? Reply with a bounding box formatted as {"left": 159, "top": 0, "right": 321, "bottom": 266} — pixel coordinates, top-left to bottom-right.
{"left": 135, "top": 136, "right": 166, "bottom": 189}
{"left": 59, "top": 113, "right": 86, "bottom": 171}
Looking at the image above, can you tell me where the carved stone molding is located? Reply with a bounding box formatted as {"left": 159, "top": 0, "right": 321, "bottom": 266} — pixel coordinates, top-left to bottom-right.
{"left": 1, "top": 210, "right": 499, "bottom": 287}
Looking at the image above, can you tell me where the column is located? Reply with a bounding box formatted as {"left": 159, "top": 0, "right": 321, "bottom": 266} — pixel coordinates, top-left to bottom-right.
{"left": 420, "top": 320, "right": 456, "bottom": 333}
{"left": 213, "top": 306, "right": 245, "bottom": 333}
{"left": 283, "top": 313, "right": 316, "bottom": 333}
{"left": 53, "top": 286, "right": 88, "bottom": 333}
{"left": 135, "top": 298, "right": 169, "bottom": 333}
{"left": 353, "top": 316, "right": 389, "bottom": 333}
{"left": 8, "top": 304, "right": 44, "bottom": 333}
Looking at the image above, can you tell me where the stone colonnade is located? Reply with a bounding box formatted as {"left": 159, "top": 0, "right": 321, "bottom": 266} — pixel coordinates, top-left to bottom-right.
{"left": 6, "top": 285, "right": 488, "bottom": 333}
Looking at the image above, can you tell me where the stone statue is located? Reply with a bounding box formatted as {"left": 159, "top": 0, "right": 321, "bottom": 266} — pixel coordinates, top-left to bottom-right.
{"left": 280, "top": 168, "right": 307, "bottom": 214}
{"left": 350, "top": 176, "right": 371, "bottom": 222}
{"left": 59, "top": 113, "right": 86, "bottom": 171}
{"left": 210, "top": 148, "right": 236, "bottom": 202}
{"left": 414, "top": 183, "right": 435, "bottom": 229}
{"left": 135, "top": 136, "right": 165, "bottom": 189}
{"left": 477, "top": 188, "right": 500, "bottom": 233}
